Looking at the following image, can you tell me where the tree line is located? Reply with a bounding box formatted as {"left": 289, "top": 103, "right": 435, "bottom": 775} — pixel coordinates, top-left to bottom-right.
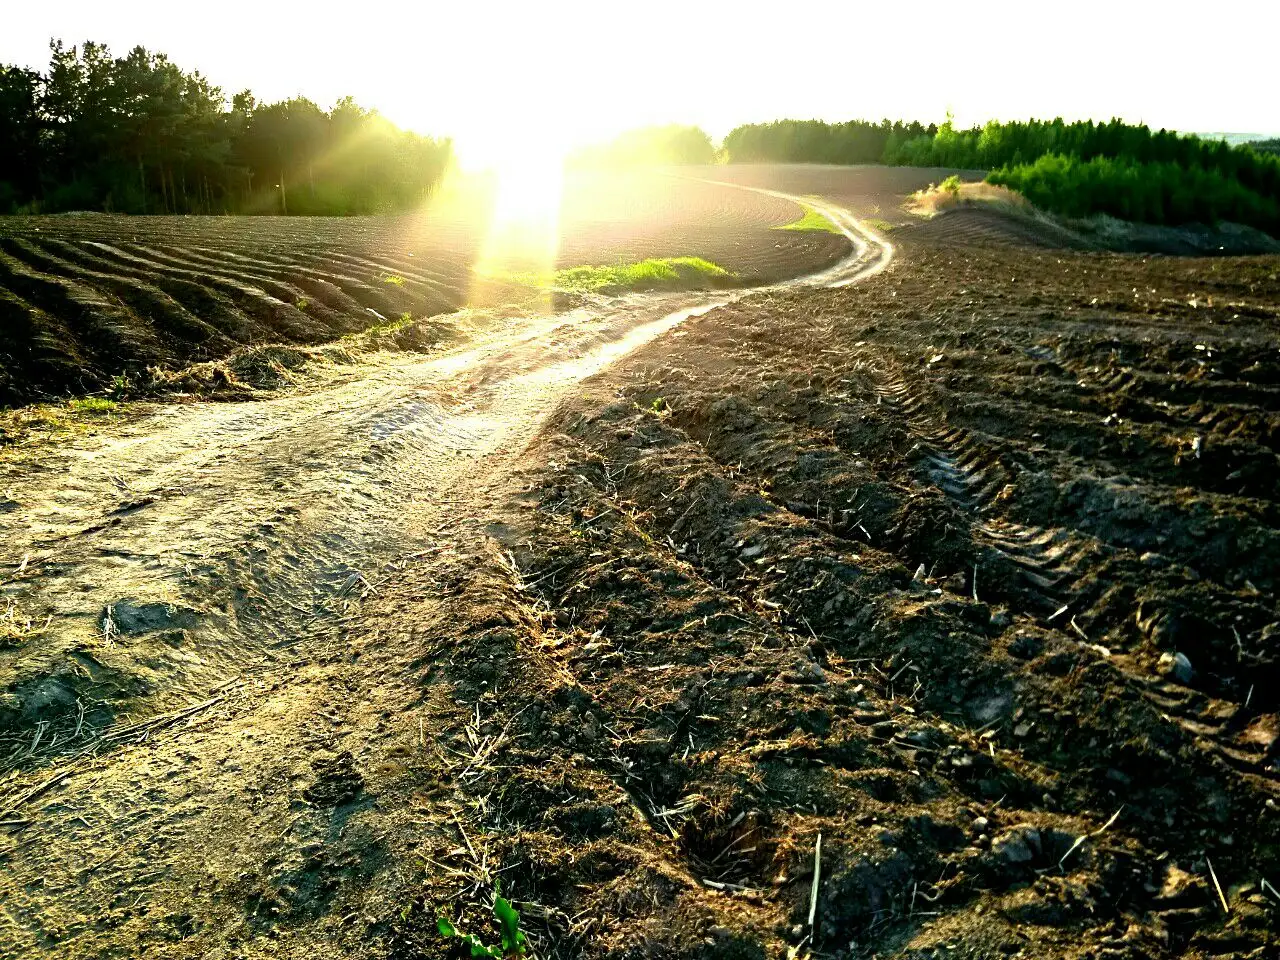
{"left": 0, "top": 41, "right": 452, "bottom": 215}
{"left": 567, "top": 125, "right": 716, "bottom": 168}
{"left": 722, "top": 119, "right": 937, "bottom": 165}
{"left": 3, "top": 39, "right": 1277, "bottom": 232}
{"left": 721, "top": 116, "right": 1280, "bottom": 232}
{"left": 989, "top": 154, "right": 1280, "bottom": 230}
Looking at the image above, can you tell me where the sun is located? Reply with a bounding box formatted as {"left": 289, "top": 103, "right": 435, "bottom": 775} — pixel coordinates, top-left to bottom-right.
{"left": 482, "top": 148, "right": 565, "bottom": 257}
{"left": 451, "top": 131, "right": 571, "bottom": 305}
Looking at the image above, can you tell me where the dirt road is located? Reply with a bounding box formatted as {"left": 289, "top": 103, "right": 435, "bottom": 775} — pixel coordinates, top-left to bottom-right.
{"left": 0, "top": 190, "right": 888, "bottom": 958}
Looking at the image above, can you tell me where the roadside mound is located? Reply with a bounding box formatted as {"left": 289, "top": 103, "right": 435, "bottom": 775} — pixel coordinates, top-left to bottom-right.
{"left": 895, "top": 205, "right": 1094, "bottom": 249}
{"left": 898, "top": 179, "right": 1280, "bottom": 255}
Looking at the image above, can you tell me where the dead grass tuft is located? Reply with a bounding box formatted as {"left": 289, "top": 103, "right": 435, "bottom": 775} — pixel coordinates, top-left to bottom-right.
{"left": 907, "top": 180, "right": 1028, "bottom": 219}
{"left": 0, "top": 599, "right": 49, "bottom": 649}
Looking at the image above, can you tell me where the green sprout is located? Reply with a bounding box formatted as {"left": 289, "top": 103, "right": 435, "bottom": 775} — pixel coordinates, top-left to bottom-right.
{"left": 437, "top": 882, "right": 528, "bottom": 958}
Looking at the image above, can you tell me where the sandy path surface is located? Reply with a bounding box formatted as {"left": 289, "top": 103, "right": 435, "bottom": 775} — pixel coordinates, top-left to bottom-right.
{"left": 0, "top": 191, "right": 890, "bottom": 958}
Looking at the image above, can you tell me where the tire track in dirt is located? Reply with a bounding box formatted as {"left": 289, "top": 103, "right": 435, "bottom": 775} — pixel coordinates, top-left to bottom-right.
{"left": 447, "top": 238, "right": 1277, "bottom": 956}
{"left": 0, "top": 188, "right": 892, "bottom": 959}
{"left": 846, "top": 333, "right": 1280, "bottom": 787}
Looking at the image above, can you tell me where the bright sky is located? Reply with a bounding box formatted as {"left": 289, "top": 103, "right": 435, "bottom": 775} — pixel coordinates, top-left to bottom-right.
{"left": 4, "top": 0, "right": 1278, "bottom": 161}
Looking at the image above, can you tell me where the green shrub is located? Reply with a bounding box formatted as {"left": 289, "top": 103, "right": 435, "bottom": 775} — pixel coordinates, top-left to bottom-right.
{"left": 988, "top": 154, "right": 1280, "bottom": 231}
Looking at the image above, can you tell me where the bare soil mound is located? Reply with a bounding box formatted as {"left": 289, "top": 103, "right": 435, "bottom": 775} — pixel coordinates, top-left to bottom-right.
{"left": 894, "top": 206, "right": 1094, "bottom": 250}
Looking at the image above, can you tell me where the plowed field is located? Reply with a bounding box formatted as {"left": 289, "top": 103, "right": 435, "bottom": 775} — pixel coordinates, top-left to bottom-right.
{"left": 450, "top": 230, "right": 1279, "bottom": 959}
{"left": 0, "top": 165, "right": 1277, "bottom": 960}
{"left": 0, "top": 171, "right": 849, "bottom": 404}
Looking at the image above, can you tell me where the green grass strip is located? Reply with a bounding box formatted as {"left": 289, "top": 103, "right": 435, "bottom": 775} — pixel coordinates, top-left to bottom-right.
{"left": 553, "top": 257, "right": 730, "bottom": 292}
{"left": 774, "top": 204, "right": 842, "bottom": 234}
{"left": 494, "top": 257, "right": 733, "bottom": 294}
{"left": 66, "top": 397, "right": 118, "bottom": 413}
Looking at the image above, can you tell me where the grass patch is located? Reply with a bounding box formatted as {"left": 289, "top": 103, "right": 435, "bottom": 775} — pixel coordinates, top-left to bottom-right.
{"left": 774, "top": 204, "right": 842, "bottom": 234}
{"left": 67, "top": 397, "right": 118, "bottom": 414}
{"left": 557, "top": 257, "right": 729, "bottom": 292}
{"left": 499, "top": 257, "right": 733, "bottom": 294}
{"left": 362, "top": 311, "right": 416, "bottom": 337}
{"left": 863, "top": 218, "right": 895, "bottom": 233}
{"left": 1, "top": 400, "right": 116, "bottom": 459}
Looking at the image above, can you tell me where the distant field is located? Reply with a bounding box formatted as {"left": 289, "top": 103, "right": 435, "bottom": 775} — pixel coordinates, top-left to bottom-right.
{"left": 0, "top": 171, "right": 850, "bottom": 405}
{"left": 697, "top": 164, "right": 984, "bottom": 221}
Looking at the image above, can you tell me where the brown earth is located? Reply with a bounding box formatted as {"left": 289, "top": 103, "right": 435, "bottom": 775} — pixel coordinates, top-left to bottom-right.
{"left": 0, "top": 167, "right": 1277, "bottom": 960}
{"left": 440, "top": 239, "right": 1280, "bottom": 959}
{"left": 0, "top": 170, "right": 851, "bottom": 405}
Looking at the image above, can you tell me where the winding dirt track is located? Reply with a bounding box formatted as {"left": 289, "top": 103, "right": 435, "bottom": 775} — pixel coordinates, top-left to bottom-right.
{"left": 0, "top": 189, "right": 889, "bottom": 957}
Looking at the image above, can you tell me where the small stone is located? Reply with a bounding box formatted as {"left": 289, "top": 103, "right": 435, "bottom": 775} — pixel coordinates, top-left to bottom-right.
{"left": 1008, "top": 633, "right": 1044, "bottom": 660}
{"left": 1158, "top": 651, "right": 1193, "bottom": 684}
{"left": 992, "top": 830, "right": 1035, "bottom": 864}
{"left": 785, "top": 660, "right": 827, "bottom": 685}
